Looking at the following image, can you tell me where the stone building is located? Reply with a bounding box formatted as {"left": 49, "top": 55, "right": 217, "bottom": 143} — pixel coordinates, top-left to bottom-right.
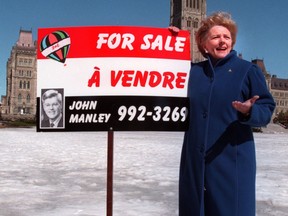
{"left": 270, "top": 76, "right": 288, "bottom": 115}
{"left": 252, "top": 59, "right": 288, "bottom": 116}
{"left": 1, "top": 29, "right": 37, "bottom": 115}
{"left": 170, "top": 0, "right": 206, "bottom": 62}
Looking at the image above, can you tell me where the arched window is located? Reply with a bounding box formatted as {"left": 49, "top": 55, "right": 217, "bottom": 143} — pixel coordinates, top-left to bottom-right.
{"left": 19, "top": 80, "right": 22, "bottom": 89}
{"left": 18, "top": 94, "right": 22, "bottom": 103}
{"left": 26, "top": 94, "right": 31, "bottom": 103}
{"left": 193, "top": 18, "right": 199, "bottom": 28}
{"left": 187, "top": 17, "right": 192, "bottom": 28}
{"left": 27, "top": 81, "right": 30, "bottom": 89}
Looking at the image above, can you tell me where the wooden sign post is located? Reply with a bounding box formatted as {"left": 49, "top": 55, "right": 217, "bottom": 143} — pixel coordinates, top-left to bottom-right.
{"left": 107, "top": 129, "right": 114, "bottom": 216}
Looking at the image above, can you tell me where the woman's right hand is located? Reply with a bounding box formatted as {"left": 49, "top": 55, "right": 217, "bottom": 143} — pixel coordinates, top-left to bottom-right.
{"left": 168, "top": 26, "right": 180, "bottom": 34}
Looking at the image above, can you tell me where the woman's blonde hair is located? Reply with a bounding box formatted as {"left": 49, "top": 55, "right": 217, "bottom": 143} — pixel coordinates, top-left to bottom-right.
{"left": 196, "top": 12, "right": 237, "bottom": 57}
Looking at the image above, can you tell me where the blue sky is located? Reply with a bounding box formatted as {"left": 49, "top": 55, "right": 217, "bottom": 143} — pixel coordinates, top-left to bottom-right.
{"left": 0, "top": 0, "right": 287, "bottom": 96}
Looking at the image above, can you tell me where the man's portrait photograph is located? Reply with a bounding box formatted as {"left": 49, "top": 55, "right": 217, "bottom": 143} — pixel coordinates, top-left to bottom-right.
{"left": 40, "top": 88, "right": 64, "bottom": 129}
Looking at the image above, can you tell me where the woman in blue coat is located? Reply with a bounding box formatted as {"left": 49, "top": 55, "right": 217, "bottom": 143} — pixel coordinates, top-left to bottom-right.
{"left": 177, "top": 12, "right": 275, "bottom": 215}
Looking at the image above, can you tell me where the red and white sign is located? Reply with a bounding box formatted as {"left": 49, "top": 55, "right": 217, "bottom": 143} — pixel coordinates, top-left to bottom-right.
{"left": 37, "top": 26, "right": 190, "bottom": 97}
{"left": 37, "top": 26, "right": 190, "bottom": 131}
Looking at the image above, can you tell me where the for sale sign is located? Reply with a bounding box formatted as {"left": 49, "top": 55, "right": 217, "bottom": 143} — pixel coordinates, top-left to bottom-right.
{"left": 37, "top": 26, "right": 190, "bottom": 131}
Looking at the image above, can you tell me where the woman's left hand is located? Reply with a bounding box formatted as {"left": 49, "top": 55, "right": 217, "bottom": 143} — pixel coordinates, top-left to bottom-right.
{"left": 232, "top": 95, "right": 259, "bottom": 116}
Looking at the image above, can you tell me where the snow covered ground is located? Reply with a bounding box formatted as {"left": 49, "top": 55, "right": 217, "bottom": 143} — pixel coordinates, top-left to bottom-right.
{"left": 0, "top": 125, "right": 287, "bottom": 216}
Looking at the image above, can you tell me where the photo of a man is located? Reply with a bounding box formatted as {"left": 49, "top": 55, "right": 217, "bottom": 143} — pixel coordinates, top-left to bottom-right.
{"left": 40, "top": 89, "right": 64, "bottom": 128}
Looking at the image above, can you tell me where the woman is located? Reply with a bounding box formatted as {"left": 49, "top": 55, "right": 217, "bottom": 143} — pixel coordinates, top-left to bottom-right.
{"left": 176, "top": 12, "right": 275, "bottom": 215}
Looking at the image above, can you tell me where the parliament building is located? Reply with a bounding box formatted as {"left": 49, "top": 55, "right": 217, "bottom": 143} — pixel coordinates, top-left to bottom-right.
{"left": 1, "top": 29, "right": 37, "bottom": 116}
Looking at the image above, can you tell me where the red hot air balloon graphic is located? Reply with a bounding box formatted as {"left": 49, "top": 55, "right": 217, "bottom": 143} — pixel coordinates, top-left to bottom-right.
{"left": 40, "top": 31, "right": 70, "bottom": 63}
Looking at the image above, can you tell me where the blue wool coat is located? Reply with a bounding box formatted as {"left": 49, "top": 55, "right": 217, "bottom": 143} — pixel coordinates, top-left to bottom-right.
{"left": 179, "top": 50, "right": 275, "bottom": 216}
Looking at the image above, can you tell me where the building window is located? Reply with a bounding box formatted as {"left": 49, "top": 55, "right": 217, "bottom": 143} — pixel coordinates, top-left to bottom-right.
{"left": 193, "top": 19, "right": 199, "bottom": 28}
{"left": 27, "top": 81, "right": 30, "bottom": 89}
{"left": 19, "top": 81, "right": 22, "bottom": 89}
{"left": 27, "top": 94, "right": 30, "bottom": 103}
{"left": 187, "top": 17, "right": 192, "bottom": 28}
{"left": 18, "top": 94, "right": 22, "bottom": 103}
{"left": 18, "top": 58, "right": 33, "bottom": 66}
{"left": 19, "top": 58, "right": 23, "bottom": 66}
{"left": 186, "top": 0, "right": 192, "bottom": 8}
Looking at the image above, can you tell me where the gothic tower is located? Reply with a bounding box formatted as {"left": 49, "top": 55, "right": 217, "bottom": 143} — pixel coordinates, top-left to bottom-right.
{"left": 5, "top": 29, "right": 37, "bottom": 115}
{"left": 170, "top": 0, "right": 206, "bottom": 62}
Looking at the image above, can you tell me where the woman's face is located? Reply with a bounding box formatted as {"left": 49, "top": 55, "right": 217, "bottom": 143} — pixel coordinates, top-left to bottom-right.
{"left": 203, "top": 25, "right": 232, "bottom": 60}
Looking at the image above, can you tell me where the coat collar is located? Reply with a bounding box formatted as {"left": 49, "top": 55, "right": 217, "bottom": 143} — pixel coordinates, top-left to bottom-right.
{"left": 207, "top": 50, "right": 237, "bottom": 68}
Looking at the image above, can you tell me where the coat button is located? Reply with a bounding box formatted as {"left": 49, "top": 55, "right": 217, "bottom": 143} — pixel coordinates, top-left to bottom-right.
{"left": 202, "top": 112, "right": 207, "bottom": 118}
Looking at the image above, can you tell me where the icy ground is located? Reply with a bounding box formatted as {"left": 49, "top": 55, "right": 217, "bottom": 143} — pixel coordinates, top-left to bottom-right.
{"left": 0, "top": 125, "right": 287, "bottom": 216}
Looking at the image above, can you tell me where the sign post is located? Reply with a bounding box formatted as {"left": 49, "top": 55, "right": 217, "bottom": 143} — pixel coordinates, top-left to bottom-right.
{"left": 37, "top": 26, "right": 191, "bottom": 215}
{"left": 107, "top": 128, "right": 114, "bottom": 216}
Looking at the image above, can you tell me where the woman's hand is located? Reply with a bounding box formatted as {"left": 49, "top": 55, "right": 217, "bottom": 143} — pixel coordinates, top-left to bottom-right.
{"left": 168, "top": 26, "right": 180, "bottom": 34}
{"left": 232, "top": 95, "right": 259, "bottom": 116}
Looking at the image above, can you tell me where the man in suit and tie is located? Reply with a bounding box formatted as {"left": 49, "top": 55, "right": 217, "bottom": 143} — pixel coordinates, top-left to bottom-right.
{"left": 41, "top": 89, "right": 64, "bottom": 128}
